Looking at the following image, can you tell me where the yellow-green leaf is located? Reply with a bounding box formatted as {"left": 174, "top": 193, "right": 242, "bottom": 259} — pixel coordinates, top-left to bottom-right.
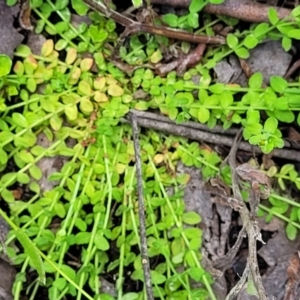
{"left": 12, "top": 112, "right": 29, "bottom": 128}
{"left": 94, "top": 77, "right": 106, "bottom": 90}
{"left": 65, "top": 105, "right": 78, "bottom": 121}
{"left": 80, "top": 98, "right": 94, "bottom": 114}
{"left": 198, "top": 107, "right": 210, "bottom": 123}
{"left": 15, "top": 229, "right": 45, "bottom": 283}
{"left": 68, "top": 67, "right": 81, "bottom": 85}
{"left": 94, "top": 91, "right": 108, "bottom": 102}
{"left": 41, "top": 39, "right": 54, "bottom": 57}
{"left": 1, "top": 189, "right": 14, "bottom": 202}
{"left": 65, "top": 48, "right": 77, "bottom": 65}
{"left": 80, "top": 58, "right": 93, "bottom": 71}
{"left": 78, "top": 80, "right": 92, "bottom": 96}
{"left": 94, "top": 234, "right": 109, "bottom": 251}
{"left": 50, "top": 115, "right": 63, "bottom": 131}
{"left": 107, "top": 84, "right": 124, "bottom": 97}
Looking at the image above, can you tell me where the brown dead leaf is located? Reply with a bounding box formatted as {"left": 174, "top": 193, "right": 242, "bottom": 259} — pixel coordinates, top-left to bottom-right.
{"left": 210, "top": 177, "right": 231, "bottom": 197}
{"left": 11, "top": 188, "right": 23, "bottom": 200}
{"left": 262, "top": 153, "right": 275, "bottom": 170}
{"left": 287, "top": 252, "right": 300, "bottom": 281}
{"left": 239, "top": 58, "right": 252, "bottom": 78}
{"left": 236, "top": 163, "right": 270, "bottom": 189}
{"left": 19, "top": 0, "right": 33, "bottom": 30}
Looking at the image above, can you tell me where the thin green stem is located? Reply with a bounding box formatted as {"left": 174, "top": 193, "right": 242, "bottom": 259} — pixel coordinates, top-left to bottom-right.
{"left": 52, "top": 145, "right": 88, "bottom": 300}
{"left": 196, "top": 19, "right": 220, "bottom": 34}
{"left": 94, "top": 252, "right": 100, "bottom": 295}
{"left": 178, "top": 145, "right": 219, "bottom": 171}
{"left": 147, "top": 194, "right": 191, "bottom": 295}
{"left": 149, "top": 156, "right": 217, "bottom": 300}
{"left": 13, "top": 258, "right": 30, "bottom": 300}
{"left": 259, "top": 204, "right": 300, "bottom": 229}
{"left": 117, "top": 168, "right": 134, "bottom": 299}
{"left": 77, "top": 129, "right": 123, "bottom": 299}
{"left": 0, "top": 102, "right": 78, "bottom": 149}
{"left": 45, "top": 0, "right": 96, "bottom": 52}
{"left": 270, "top": 193, "right": 300, "bottom": 208}
{"left": 33, "top": 9, "right": 78, "bottom": 49}
{"left": 56, "top": 287, "right": 68, "bottom": 300}
{"left": 38, "top": 251, "right": 94, "bottom": 300}
{"left": 102, "top": 135, "right": 113, "bottom": 229}
{"left": 28, "top": 279, "right": 39, "bottom": 300}
{"left": 0, "top": 137, "right": 67, "bottom": 193}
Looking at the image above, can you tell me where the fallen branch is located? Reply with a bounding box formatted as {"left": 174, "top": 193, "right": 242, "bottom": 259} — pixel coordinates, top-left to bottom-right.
{"left": 226, "top": 261, "right": 250, "bottom": 300}
{"left": 83, "top": 0, "right": 225, "bottom": 44}
{"left": 227, "top": 131, "right": 267, "bottom": 300}
{"left": 150, "top": 0, "right": 292, "bottom": 23}
{"left": 127, "top": 110, "right": 241, "bottom": 135}
{"left": 122, "top": 110, "right": 300, "bottom": 161}
{"left": 129, "top": 112, "right": 154, "bottom": 300}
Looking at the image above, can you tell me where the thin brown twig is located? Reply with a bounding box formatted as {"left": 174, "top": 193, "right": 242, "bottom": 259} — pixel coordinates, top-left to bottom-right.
{"left": 225, "top": 261, "right": 250, "bottom": 300}
{"left": 129, "top": 112, "right": 154, "bottom": 300}
{"left": 228, "top": 131, "right": 267, "bottom": 300}
{"left": 82, "top": 0, "right": 225, "bottom": 44}
{"left": 150, "top": 0, "right": 292, "bottom": 23}
{"left": 284, "top": 58, "right": 300, "bottom": 79}
{"left": 228, "top": 130, "right": 244, "bottom": 203}
{"left": 122, "top": 111, "right": 299, "bottom": 161}
{"left": 128, "top": 110, "right": 241, "bottom": 135}
{"left": 128, "top": 110, "right": 293, "bottom": 148}
{"left": 156, "top": 43, "right": 206, "bottom": 76}
{"left": 121, "top": 22, "right": 225, "bottom": 44}
{"left": 247, "top": 174, "right": 267, "bottom": 298}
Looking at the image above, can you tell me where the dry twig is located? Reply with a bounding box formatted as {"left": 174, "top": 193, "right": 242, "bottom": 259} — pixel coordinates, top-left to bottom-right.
{"left": 127, "top": 110, "right": 240, "bottom": 135}
{"left": 284, "top": 58, "right": 300, "bottom": 79}
{"left": 122, "top": 110, "right": 300, "bottom": 161}
{"left": 227, "top": 130, "right": 267, "bottom": 300}
{"left": 83, "top": 0, "right": 225, "bottom": 44}
{"left": 129, "top": 112, "right": 154, "bottom": 300}
{"left": 226, "top": 261, "right": 250, "bottom": 300}
{"left": 156, "top": 43, "right": 206, "bottom": 76}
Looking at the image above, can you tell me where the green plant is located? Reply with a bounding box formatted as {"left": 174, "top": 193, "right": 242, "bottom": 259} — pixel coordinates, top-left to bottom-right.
{"left": 0, "top": 9, "right": 220, "bottom": 299}
{"left": 1, "top": 0, "right": 300, "bottom": 299}
{"left": 255, "top": 164, "right": 300, "bottom": 240}
{"left": 162, "top": 0, "right": 225, "bottom": 31}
